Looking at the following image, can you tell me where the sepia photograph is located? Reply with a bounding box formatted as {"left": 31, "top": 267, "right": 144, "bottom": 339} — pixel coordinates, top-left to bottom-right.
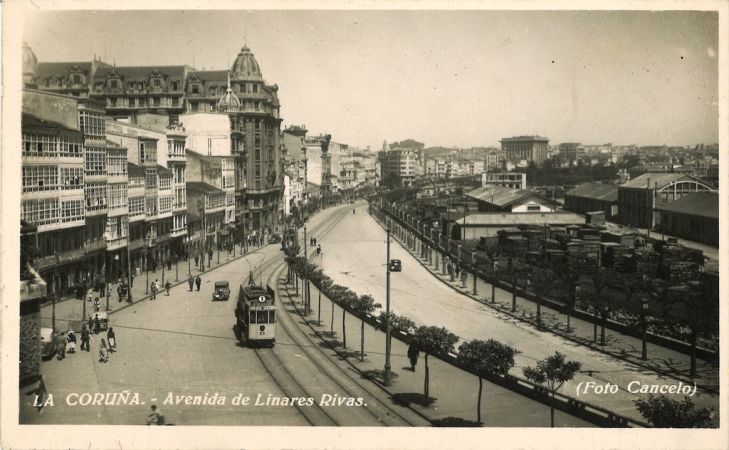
{"left": 1, "top": 1, "right": 727, "bottom": 449}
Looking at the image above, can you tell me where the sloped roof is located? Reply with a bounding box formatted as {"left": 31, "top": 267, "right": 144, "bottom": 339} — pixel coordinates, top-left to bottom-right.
{"left": 655, "top": 192, "right": 719, "bottom": 219}
{"left": 459, "top": 212, "right": 585, "bottom": 226}
{"left": 187, "top": 70, "right": 228, "bottom": 82}
{"left": 466, "top": 186, "right": 547, "bottom": 207}
{"left": 95, "top": 65, "right": 190, "bottom": 80}
{"left": 186, "top": 181, "right": 223, "bottom": 196}
{"left": 620, "top": 172, "right": 690, "bottom": 189}
{"left": 127, "top": 162, "right": 145, "bottom": 177}
{"left": 35, "top": 62, "right": 93, "bottom": 79}
{"left": 156, "top": 164, "right": 173, "bottom": 176}
{"left": 22, "top": 113, "right": 81, "bottom": 135}
{"left": 566, "top": 183, "right": 618, "bottom": 202}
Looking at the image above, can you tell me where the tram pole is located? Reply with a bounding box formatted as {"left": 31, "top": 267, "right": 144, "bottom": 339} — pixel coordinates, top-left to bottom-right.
{"left": 384, "top": 228, "right": 392, "bottom": 386}
{"left": 303, "top": 225, "right": 308, "bottom": 312}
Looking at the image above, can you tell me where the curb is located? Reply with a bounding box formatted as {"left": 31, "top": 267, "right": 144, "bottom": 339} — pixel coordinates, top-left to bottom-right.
{"left": 372, "top": 212, "right": 719, "bottom": 394}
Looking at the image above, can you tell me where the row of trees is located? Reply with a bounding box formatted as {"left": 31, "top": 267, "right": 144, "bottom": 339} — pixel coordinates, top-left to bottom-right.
{"left": 285, "top": 247, "right": 589, "bottom": 426}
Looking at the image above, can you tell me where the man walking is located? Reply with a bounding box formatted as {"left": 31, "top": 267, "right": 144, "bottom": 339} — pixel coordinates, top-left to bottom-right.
{"left": 165, "top": 280, "right": 171, "bottom": 296}
{"left": 80, "top": 325, "right": 90, "bottom": 352}
{"left": 195, "top": 276, "right": 202, "bottom": 292}
{"left": 188, "top": 275, "right": 194, "bottom": 292}
{"left": 151, "top": 279, "right": 158, "bottom": 300}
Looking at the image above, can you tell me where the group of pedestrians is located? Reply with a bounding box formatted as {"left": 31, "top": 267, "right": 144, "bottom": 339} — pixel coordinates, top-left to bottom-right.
{"left": 56, "top": 324, "right": 117, "bottom": 365}
{"left": 188, "top": 275, "right": 202, "bottom": 292}
{"left": 149, "top": 279, "right": 173, "bottom": 299}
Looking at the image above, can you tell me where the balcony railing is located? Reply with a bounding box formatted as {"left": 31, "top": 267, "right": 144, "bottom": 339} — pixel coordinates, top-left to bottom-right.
{"left": 107, "top": 236, "right": 128, "bottom": 251}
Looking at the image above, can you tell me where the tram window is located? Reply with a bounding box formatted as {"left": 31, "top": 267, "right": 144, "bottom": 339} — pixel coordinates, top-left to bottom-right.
{"left": 268, "top": 311, "right": 275, "bottom": 323}
{"left": 249, "top": 311, "right": 256, "bottom": 324}
{"left": 257, "top": 311, "right": 268, "bottom": 324}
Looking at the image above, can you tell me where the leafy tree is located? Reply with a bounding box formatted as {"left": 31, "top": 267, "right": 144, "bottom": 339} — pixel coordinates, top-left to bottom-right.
{"left": 377, "top": 311, "right": 415, "bottom": 334}
{"left": 349, "top": 294, "right": 381, "bottom": 361}
{"left": 411, "top": 326, "right": 459, "bottom": 405}
{"left": 457, "top": 339, "right": 517, "bottom": 424}
{"left": 522, "top": 351, "right": 582, "bottom": 427}
{"left": 634, "top": 394, "right": 713, "bottom": 428}
{"left": 666, "top": 278, "right": 719, "bottom": 378}
{"left": 338, "top": 288, "right": 358, "bottom": 349}
{"left": 579, "top": 266, "right": 620, "bottom": 345}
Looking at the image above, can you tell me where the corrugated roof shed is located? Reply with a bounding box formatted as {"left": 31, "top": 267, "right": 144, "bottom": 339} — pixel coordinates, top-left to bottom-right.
{"left": 466, "top": 186, "right": 547, "bottom": 207}
{"left": 655, "top": 192, "right": 719, "bottom": 219}
{"left": 460, "top": 212, "right": 585, "bottom": 226}
{"left": 620, "top": 172, "right": 690, "bottom": 189}
{"left": 566, "top": 183, "right": 618, "bottom": 202}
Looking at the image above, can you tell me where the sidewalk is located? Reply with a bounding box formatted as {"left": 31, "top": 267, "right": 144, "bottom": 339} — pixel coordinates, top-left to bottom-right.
{"left": 39, "top": 243, "right": 269, "bottom": 329}
{"left": 379, "top": 214, "right": 720, "bottom": 394}
{"left": 280, "top": 276, "right": 594, "bottom": 427}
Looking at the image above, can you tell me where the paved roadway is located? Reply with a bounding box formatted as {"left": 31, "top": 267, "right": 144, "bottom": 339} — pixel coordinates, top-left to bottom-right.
{"left": 21, "top": 206, "right": 431, "bottom": 426}
{"left": 318, "top": 202, "right": 719, "bottom": 422}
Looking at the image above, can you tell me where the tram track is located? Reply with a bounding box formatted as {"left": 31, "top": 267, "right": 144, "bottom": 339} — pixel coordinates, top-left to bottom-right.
{"left": 251, "top": 205, "right": 428, "bottom": 426}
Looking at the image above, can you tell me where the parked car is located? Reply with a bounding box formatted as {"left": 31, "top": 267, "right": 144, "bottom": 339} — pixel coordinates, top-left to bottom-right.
{"left": 40, "top": 327, "right": 64, "bottom": 360}
{"left": 212, "top": 281, "right": 230, "bottom": 301}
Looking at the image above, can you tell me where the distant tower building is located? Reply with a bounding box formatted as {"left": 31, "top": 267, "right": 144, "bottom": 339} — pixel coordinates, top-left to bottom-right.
{"left": 22, "top": 42, "right": 38, "bottom": 88}
{"left": 500, "top": 135, "right": 549, "bottom": 167}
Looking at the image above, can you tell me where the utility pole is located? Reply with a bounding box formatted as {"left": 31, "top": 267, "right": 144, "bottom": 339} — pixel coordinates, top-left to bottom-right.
{"left": 304, "top": 224, "right": 308, "bottom": 312}
{"left": 126, "top": 243, "right": 133, "bottom": 303}
{"left": 384, "top": 228, "right": 392, "bottom": 386}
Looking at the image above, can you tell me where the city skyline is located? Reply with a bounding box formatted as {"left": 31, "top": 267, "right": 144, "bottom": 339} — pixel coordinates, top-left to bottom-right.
{"left": 23, "top": 9, "right": 719, "bottom": 150}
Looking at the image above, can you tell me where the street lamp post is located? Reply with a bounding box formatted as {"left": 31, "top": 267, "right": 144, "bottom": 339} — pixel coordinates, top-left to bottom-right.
{"left": 384, "top": 228, "right": 393, "bottom": 386}
{"left": 641, "top": 296, "right": 648, "bottom": 360}
{"left": 126, "top": 235, "right": 133, "bottom": 304}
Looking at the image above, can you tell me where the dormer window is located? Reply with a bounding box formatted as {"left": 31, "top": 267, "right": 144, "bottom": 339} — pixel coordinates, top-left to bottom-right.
{"left": 110, "top": 80, "right": 118, "bottom": 89}
{"left": 73, "top": 74, "right": 81, "bottom": 84}
{"left": 153, "top": 79, "right": 161, "bottom": 88}
{"left": 171, "top": 81, "right": 179, "bottom": 91}
{"left": 191, "top": 85, "right": 199, "bottom": 94}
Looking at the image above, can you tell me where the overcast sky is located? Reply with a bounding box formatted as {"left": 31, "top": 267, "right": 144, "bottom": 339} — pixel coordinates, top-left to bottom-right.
{"left": 24, "top": 10, "right": 719, "bottom": 150}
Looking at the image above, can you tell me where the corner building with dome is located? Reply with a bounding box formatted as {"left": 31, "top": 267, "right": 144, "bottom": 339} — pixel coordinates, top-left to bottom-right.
{"left": 25, "top": 43, "right": 285, "bottom": 241}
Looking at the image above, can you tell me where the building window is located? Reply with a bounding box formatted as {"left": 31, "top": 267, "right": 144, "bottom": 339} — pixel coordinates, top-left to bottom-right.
{"left": 145, "top": 169, "right": 157, "bottom": 189}
{"left": 129, "top": 196, "right": 145, "bottom": 216}
{"left": 171, "top": 97, "right": 179, "bottom": 106}
{"left": 85, "top": 149, "right": 106, "bottom": 175}
{"left": 252, "top": 84, "right": 258, "bottom": 94}
{"left": 159, "top": 174, "right": 172, "bottom": 190}
{"left": 60, "top": 199, "right": 84, "bottom": 223}
{"left": 85, "top": 183, "right": 108, "bottom": 210}
{"left": 60, "top": 167, "right": 84, "bottom": 188}
{"left": 107, "top": 184, "right": 127, "bottom": 209}
{"left": 191, "top": 102, "right": 198, "bottom": 112}
{"left": 153, "top": 97, "right": 160, "bottom": 106}
{"left": 22, "top": 198, "right": 59, "bottom": 226}
{"left": 191, "top": 85, "right": 199, "bottom": 94}
{"left": 22, "top": 165, "right": 58, "bottom": 192}
{"left": 153, "top": 79, "right": 161, "bottom": 88}
{"left": 110, "top": 80, "right": 118, "bottom": 89}
{"left": 44, "top": 78, "right": 50, "bottom": 88}
{"left": 159, "top": 196, "right": 173, "bottom": 214}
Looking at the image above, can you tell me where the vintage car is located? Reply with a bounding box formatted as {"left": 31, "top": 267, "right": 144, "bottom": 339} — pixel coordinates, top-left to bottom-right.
{"left": 212, "top": 281, "right": 230, "bottom": 301}
{"left": 40, "top": 327, "right": 64, "bottom": 360}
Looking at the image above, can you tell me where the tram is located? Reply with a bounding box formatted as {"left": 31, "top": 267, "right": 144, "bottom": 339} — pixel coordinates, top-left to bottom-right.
{"left": 235, "top": 274, "right": 276, "bottom": 347}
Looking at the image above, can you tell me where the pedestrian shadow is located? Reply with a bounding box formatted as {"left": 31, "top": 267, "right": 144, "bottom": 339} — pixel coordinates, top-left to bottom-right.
{"left": 361, "top": 369, "right": 399, "bottom": 384}
{"left": 431, "top": 417, "right": 482, "bottom": 427}
{"left": 391, "top": 392, "right": 436, "bottom": 407}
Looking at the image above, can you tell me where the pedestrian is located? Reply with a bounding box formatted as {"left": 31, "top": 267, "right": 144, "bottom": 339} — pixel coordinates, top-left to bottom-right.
{"left": 151, "top": 279, "right": 158, "bottom": 300}
{"left": 195, "top": 276, "right": 201, "bottom": 291}
{"left": 146, "top": 405, "right": 165, "bottom": 425}
{"left": 56, "top": 334, "right": 66, "bottom": 360}
{"left": 167, "top": 259, "right": 172, "bottom": 271}
{"left": 93, "top": 296, "right": 101, "bottom": 312}
{"left": 98, "top": 338, "right": 109, "bottom": 363}
{"left": 188, "top": 275, "right": 194, "bottom": 292}
{"left": 194, "top": 255, "right": 199, "bottom": 268}
{"left": 130, "top": 273, "right": 134, "bottom": 287}
{"left": 353, "top": 208, "right": 355, "bottom": 215}
{"left": 117, "top": 284, "right": 123, "bottom": 303}
{"left": 87, "top": 315, "right": 94, "bottom": 333}
{"left": 80, "top": 325, "right": 90, "bottom": 352}
{"left": 407, "top": 343, "right": 420, "bottom": 371}
{"left": 165, "top": 281, "right": 171, "bottom": 296}
{"left": 94, "top": 314, "right": 101, "bottom": 335}
{"left": 316, "top": 244, "right": 321, "bottom": 256}
{"left": 107, "top": 327, "right": 117, "bottom": 351}
{"left": 66, "top": 330, "right": 77, "bottom": 354}
{"left": 208, "top": 250, "right": 213, "bottom": 264}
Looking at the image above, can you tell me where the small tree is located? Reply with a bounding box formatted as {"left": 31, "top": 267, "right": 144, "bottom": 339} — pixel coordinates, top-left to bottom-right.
{"left": 522, "top": 351, "right": 582, "bottom": 427}
{"left": 377, "top": 311, "right": 415, "bottom": 334}
{"left": 339, "top": 289, "right": 358, "bottom": 349}
{"left": 411, "top": 326, "right": 459, "bottom": 405}
{"left": 350, "top": 294, "right": 381, "bottom": 361}
{"left": 458, "top": 339, "right": 517, "bottom": 424}
{"left": 634, "top": 394, "right": 713, "bottom": 428}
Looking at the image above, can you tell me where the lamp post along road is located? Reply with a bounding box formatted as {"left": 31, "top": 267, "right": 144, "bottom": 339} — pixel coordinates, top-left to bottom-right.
{"left": 384, "top": 228, "right": 393, "bottom": 386}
